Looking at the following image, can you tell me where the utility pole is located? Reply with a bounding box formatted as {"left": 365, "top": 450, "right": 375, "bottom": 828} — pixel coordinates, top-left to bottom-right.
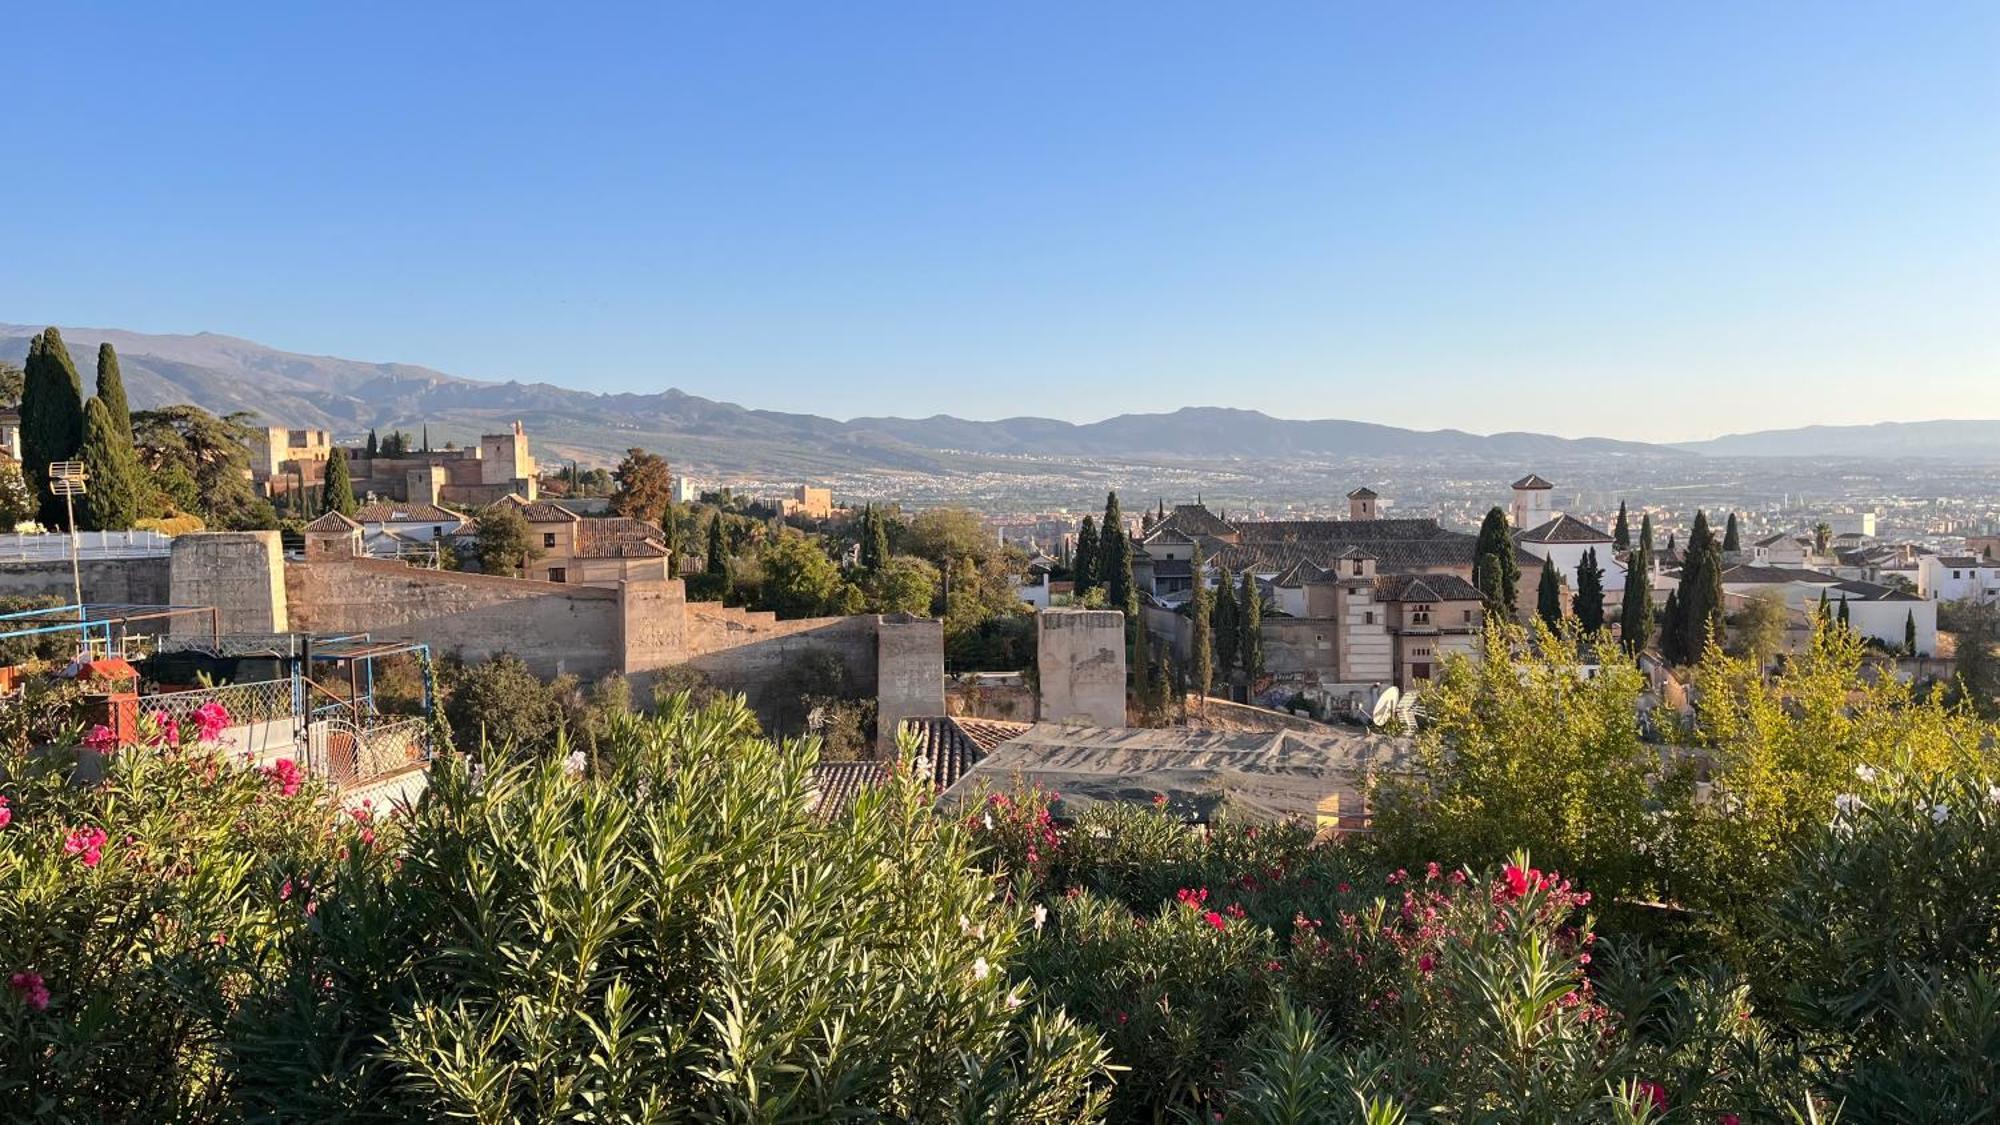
{"left": 49, "top": 461, "right": 88, "bottom": 645}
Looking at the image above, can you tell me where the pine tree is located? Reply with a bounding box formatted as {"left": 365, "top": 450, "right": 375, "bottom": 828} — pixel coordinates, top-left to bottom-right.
{"left": 1612, "top": 501, "right": 1630, "bottom": 551}
{"left": 365, "top": 429, "right": 380, "bottom": 459}
{"left": 1723, "top": 512, "right": 1741, "bottom": 553}
{"left": 1574, "top": 547, "right": 1606, "bottom": 632}
{"left": 80, "top": 396, "right": 144, "bottom": 530}
{"left": 321, "top": 447, "right": 358, "bottom": 516}
{"left": 1188, "top": 543, "right": 1213, "bottom": 704}
{"left": 705, "top": 515, "right": 728, "bottom": 577}
{"left": 1620, "top": 546, "right": 1654, "bottom": 653}
{"left": 19, "top": 328, "right": 86, "bottom": 528}
{"left": 95, "top": 343, "right": 132, "bottom": 443}
{"left": 1212, "top": 566, "right": 1239, "bottom": 681}
{"left": 1537, "top": 560, "right": 1564, "bottom": 628}
{"left": 1239, "top": 569, "right": 1264, "bottom": 682}
{"left": 1471, "top": 507, "right": 1519, "bottom": 619}
{"left": 1639, "top": 513, "right": 1655, "bottom": 553}
{"left": 1905, "top": 609, "right": 1918, "bottom": 655}
{"left": 1102, "top": 492, "right": 1135, "bottom": 617}
{"left": 1072, "top": 516, "right": 1099, "bottom": 598}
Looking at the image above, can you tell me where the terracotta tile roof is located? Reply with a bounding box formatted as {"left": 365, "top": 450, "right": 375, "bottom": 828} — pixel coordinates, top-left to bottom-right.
{"left": 498, "top": 495, "right": 580, "bottom": 523}
{"left": 1512, "top": 473, "right": 1556, "bottom": 490}
{"left": 1518, "top": 514, "right": 1613, "bottom": 545}
{"left": 809, "top": 761, "right": 891, "bottom": 816}
{"left": 304, "top": 511, "right": 359, "bottom": 531}
{"left": 574, "top": 517, "right": 669, "bottom": 559}
{"left": 901, "top": 716, "right": 1029, "bottom": 789}
{"left": 351, "top": 501, "right": 462, "bottom": 524}
{"left": 1345, "top": 487, "right": 1379, "bottom": 499}
{"left": 1374, "top": 572, "right": 1483, "bottom": 603}
{"left": 1152, "top": 503, "right": 1238, "bottom": 538}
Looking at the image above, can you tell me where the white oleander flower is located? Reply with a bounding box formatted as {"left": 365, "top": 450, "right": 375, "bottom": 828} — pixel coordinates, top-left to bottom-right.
{"left": 972, "top": 957, "right": 991, "bottom": 981}
{"left": 564, "top": 750, "right": 587, "bottom": 776}
{"left": 1929, "top": 802, "right": 1950, "bottom": 824}
{"left": 1854, "top": 764, "right": 1878, "bottom": 783}
{"left": 1032, "top": 904, "right": 1048, "bottom": 932}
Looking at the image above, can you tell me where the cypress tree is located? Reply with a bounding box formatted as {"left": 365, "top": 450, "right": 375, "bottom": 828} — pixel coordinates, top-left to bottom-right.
{"left": 1072, "top": 516, "right": 1099, "bottom": 598}
{"left": 1639, "top": 513, "right": 1654, "bottom": 553}
{"left": 322, "top": 447, "right": 358, "bottom": 516}
{"left": 1620, "top": 546, "right": 1654, "bottom": 653}
{"left": 1816, "top": 589, "right": 1830, "bottom": 630}
{"left": 1660, "top": 589, "right": 1683, "bottom": 665}
{"left": 1149, "top": 651, "right": 1174, "bottom": 725}
{"left": 1212, "top": 566, "right": 1239, "bottom": 680}
{"left": 859, "top": 504, "right": 889, "bottom": 572}
{"left": 1612, "top": 501, "right": 1630, "bottom": 551}
{"left": 1536, "top": 560, "right": 1564, "bottom": 628}
{"left": 80, "top": 396, "right": 145, "bottom": 530}
{"left": 1471, "top": 507, "right": 1519, "bottom": 619}
{"left": 1102, "top": 492, "right": 1135, "bottom": 617}
{"left": 95, "top": 343, "right": 132, "bottom": 443}
{"left": 1905, "top": 609, "right": 1918, "bottom": 655}
{"left": 1837, "top": 596, "right": 1850, "bottom": 630}
{"left": 1575, "top": 547, "right": 1606, "bottom": 632}
{"left": 1675, "top": 511, "right": 1725, "bottom": 662}
{"left": 366, "top": 429, "right": 379, "bottom": 459}
{"left": 19, "top": 328, "right": 86, "bottom": 528}
{"left": 705, "top": 515, "right": 728, "bottom": 577}
{"left": 1723, "top": 512, "right": 1741, "bottom": 553}
{"left": 1188, "top": 543, "right": 1213, "bottom": 703}
{"left": 1239, "top": 569, "right": 1264, "bottom": 682}
{"left": 1667, "top": 532, "right": 1677, "bottom": 553}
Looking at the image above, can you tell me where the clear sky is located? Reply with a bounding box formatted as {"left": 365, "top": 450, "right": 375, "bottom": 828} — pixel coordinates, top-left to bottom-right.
{"left": 4, "top": 2, "right": 1994, "bottom": 441}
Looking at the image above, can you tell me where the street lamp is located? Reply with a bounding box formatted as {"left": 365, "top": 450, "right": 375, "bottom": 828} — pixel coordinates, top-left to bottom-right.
{"left": 49, "top": 461, "right": 88, "bottom": 636}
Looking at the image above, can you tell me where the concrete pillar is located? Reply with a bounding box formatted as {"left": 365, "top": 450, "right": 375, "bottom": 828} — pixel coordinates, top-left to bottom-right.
{"left": 875, "top": 615, "right": 945, "bottom": 753}
{"left": 169, "top": 531, "right": 289, "bottom": 636}
{"left": 1035, "top": 608, "right": 1126, "bottom": 727}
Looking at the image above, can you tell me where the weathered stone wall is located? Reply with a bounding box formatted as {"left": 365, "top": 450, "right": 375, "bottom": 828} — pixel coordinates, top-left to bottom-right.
{"left": 286, "top": 559, "right": 621, "bottom": 679}
{"left": 875, "top": 616, "right": 946, "bottom": 752}
{"left": 170, "top": 533, "right": 289, "bottom": 635}
{"left": 0, "top": 557, "right": 171, "bottom": 605}
{"left": 681, "top": 606, "right": 882, "bottom": 734}
{"left": 1036, "top": 609, "right": 1127, "bottom": 727}
{"left": 1261, "top": 617, "right": 1341, "bottom": 682}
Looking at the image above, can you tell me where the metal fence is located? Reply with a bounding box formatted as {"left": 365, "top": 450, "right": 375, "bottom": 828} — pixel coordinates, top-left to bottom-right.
{"left": 0, "top": 531, "right": 174, "bottom": 561}
{"left": 138, "top": 678, "right": 297, "bottom": 729}
{"left": 306, "top": 716, "right": 431, "bottom": 788}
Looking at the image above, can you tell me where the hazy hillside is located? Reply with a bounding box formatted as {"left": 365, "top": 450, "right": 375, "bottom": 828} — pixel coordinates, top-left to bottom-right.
{"left": 13, "top": 322, "right": 1908, "bottom": 475}
{"left": 1674, "top": 420, "right": 2000, "bottom": 459}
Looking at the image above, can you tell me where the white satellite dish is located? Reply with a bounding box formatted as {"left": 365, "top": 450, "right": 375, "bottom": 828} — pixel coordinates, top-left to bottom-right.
{"left": 1369, "top": 686, "right": 1402, "bottom": 727}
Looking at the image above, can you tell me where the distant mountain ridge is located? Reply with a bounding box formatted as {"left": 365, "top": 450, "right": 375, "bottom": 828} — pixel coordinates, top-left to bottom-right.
{"left": 3, "top": 323, "right": 1984, "bottom": 471}
{"left": 1672, "top": 420, "right": 2000, "bottom": 459}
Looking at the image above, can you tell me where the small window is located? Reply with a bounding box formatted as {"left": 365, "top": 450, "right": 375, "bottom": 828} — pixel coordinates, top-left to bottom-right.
{"left": 543, "top": 533, "right": 558, "bottom": 549}
{"left": 1352, "top": 560, "right": 1364, "bottom": 576}
{"left": 548, "top": 567, "right": 567, "bottom": 583}
{"left": 1463, "top": 609, "right": 1473, "bottom": 623}
{"left": 1364, "top": 611, "right": 1375, "bottom": 625}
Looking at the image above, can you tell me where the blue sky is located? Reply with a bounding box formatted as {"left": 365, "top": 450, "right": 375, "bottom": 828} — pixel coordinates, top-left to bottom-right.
{"left": 3, "top": 2, "right": 1994, "bottom": 441}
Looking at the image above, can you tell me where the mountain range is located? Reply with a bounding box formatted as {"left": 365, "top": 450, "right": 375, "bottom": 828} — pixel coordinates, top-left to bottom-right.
{"left": 3, "top": 324, "right": 1994, "bottom": 473}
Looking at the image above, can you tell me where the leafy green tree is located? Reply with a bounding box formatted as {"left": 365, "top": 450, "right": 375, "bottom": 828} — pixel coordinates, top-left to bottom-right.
{"left": 94, "top": 343, "right": 133, "bottom": 443}
{"left": 1238, "top": 568, "right": 1264, "bottom": 682}
{"left": 442, "top": 652, "right": 567, "bottom": 754}
{"left": 1072, "top": 515, "right": 1099, "bottom": 598}
{"left": 474, "top": 502, "right": 542, "bottom": 577}
{"left": 1723, "top": 511, "right": 1741, "bottom": 553}
{"left": 321, "top": 446, "right": 357, "bottom": 517}
{"left": 1212, "top": 565, "right": 1239, "bottom": 681}
{"left": 1729, "top": 587, "right": 1790, "bottom": 669}
{"left": 1619, "top": 545, "right": 1654, "bottom": 653}
{"left": 79, "top": 396, "right": 145, "bottom": 530}
{"left": 1537, "top": 559, "right": 1565, "bottom": 628}
{"left": 859, "top": 504, "right": 891, "bottom": 572}
{"left": 20, "top": 327, "right": 86, "bottom": 528}
{"left": 867, "top": 554, "right": 940, "bottom": 616}
{"left": 0, "top": 358, "right": 22, "bottom": 406}
{"left": 1472, "top": 507, "right": 1519, "bottom": 619}
{"left": 0, "top": 459, "right": 34, "bottom": 529}
{"left": 1612, "top": 501, "right": 1630, "bottom": 551}
{"left": 1188, "top": 543, "right": 1213, "bottom": 703}
{"left": 1573, "top": 547, "right": 1605, "bottom": 633}
{"left": 610, "top": 447, "right": 673, "bottom": 521}
{"left": 758, "top": 532, "right": 851, "bottom": 618}
{"left": 131, "top": 405, "right": 276, "bottom": 529}
{"left": 1101, "top": 492, "right": 1134, "bottom": 617}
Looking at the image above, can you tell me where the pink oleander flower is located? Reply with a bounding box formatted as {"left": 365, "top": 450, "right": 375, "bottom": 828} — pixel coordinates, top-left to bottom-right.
{"left": 0, "top": 796, "right": 11, "bottom": 830}
{"left": 1720, "top": 1116, "right": 1741, "bottom": 1125}
{"left": 1202, "top": 910, "right": 1227, "bottom": 930}
{"left": 156, "top": 716, "right": 180, "bottom": 747}
{"left": 83, "top": 724, "right": 118, "bottom": 752}
{"left": 63, "top": 827, "right": 109, "bottom": 867}
{"left": 8, "top": 971, "right": 50, "bottom": 1012}
{"left": 1418, "top": 952, "right": 1437, "bottom": 974}
{"left": 264, "top": 758, "right": 304, "bottom": 798}
{"left": 1501, "top": 864, "right": 1547, "bottom": 900}
{"left": 1633, "top": 1081, "right": 1667, "bottom": 1111}
{"left": 192, "top": 701, "right": 231, "bottom": 743}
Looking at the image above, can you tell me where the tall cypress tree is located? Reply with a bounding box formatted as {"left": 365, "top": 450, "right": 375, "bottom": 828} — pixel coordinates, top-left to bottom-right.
{"left": 1723, "top": 512, "right": 1741, "bottom": 553}
{"left": 366, "top": 429, "right": 379, "bottom": 459}
{"left": 321, "top": 447, "right": 358, "bottom": 516}
{"left": 1639, "top": 513, "right": 1655, "bottom": 554}
{"left": 1102, "top": 492, "right": 1135, "bottom": 617}
{"left": 859, "top": 504, "right": 889, "bottom": 572}
{"left": 1536, "top": 560, "right": 1564, "bottom": 628}
{"left": 80, "top": 397, "right": 144, "bottom": 530}
{"left": 1188, "top": 543, "right": 1213, "bottom": 703}
{"left": 1239, "top": 569, "right": 1264, "bottom": 682}
{"left": 1072, "top": 515, "right": 1099, "bottom": 598}
{"left": 95, "top": 343, "right": 132, "bottom": 443}
{"left": 705, "top": 515, "right": 728, "bottom": 577}
{"left": 1612, "top": 502, "right": 1630, "bottom": 551}
{"left": 1620, "top": 546, "right": 1654, "bottom": 653}
{"left": 1660, "top": 589, "right": 1683, "bottom": 664}
{"left": 19, "top": 328, "right": 86, "bottom": 528}
{"left": 1574, "top": 547, "right": 1606, "bottom": 632}
{"left": 1675, "top": 511, "right": 1724, "bottom": 662}
{"left": 1212, "top": 566, "right": 1239, "bottom": 680}
{"left": 1837, "top": 596, "right": 1850, "bottom": 630}
{"left": 1905, "top": 609, "right": 1918, "bottom": 655}
{"left": 1472, "top": 507, "right": 1519, "bottom": 619}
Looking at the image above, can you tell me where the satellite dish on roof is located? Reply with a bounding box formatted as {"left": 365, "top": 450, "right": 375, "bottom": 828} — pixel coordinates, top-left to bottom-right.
{"left": 1369, "top": 686, "right": 1402, "bottom": 727}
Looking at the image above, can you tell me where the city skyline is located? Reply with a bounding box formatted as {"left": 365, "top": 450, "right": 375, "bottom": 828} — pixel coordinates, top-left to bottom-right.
{"left": 4, "top": 2, "right": 1995, "bottom": 442}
